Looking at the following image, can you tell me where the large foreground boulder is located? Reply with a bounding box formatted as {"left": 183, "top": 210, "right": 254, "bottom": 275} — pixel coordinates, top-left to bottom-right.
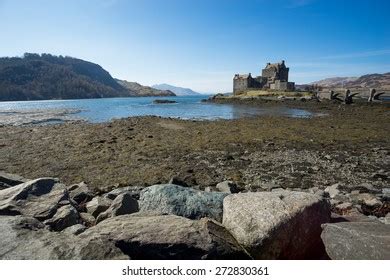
{"left": 0, "top": 178, "right": 69, "bottom": 219}
{"left": 80, "top": 214, "right": 250, "bottom": 260}
{"left": 223, "top": 190, "right": 331, "bottom": 259}
{"left": 0, "top": 215, "right": 128, "bottom": 260}
{"left": 321, "top": 222, "right": 390, "bottom": 260}
{"left": 139, "top": 184, "right": 228, "bottom": 222}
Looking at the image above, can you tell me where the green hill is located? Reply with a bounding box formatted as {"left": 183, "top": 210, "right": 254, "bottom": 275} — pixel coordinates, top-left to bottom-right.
{"left": 0, "top": 53, "right": 143, "bottom": 101}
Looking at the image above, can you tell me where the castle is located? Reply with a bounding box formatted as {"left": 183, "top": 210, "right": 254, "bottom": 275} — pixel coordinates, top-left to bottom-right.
{"left": 233, "top": 60, "right": 295, "bottom": 95}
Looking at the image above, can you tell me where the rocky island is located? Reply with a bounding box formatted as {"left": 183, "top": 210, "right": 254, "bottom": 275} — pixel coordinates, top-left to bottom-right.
{"left": 153, "top": 99, "right": 178, "bottom": 104}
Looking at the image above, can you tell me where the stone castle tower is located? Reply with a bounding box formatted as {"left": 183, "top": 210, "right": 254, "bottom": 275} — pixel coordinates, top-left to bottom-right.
{"left": 233, "top": 60, "right": 295, "bottom": 95}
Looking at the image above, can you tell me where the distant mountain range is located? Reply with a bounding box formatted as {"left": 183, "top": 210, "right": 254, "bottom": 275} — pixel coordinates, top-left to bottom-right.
{"left": 116, "top": 80, "right": 175, "bottom": 97}
{"left": 0, "top": 53, "right": 175, "bottom": 101}
{"left": 310, "top": 72, "right": 390, "bottom": 89}
{"left": 152, "top": 83, "right": 202, "bottom": 96}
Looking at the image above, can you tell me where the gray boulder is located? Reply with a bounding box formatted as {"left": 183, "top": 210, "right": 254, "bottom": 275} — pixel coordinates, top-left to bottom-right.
{"left": 0, "top": 178, "right": 69, "bottom": 220}
{"left": 67, "top": 182, "right": 94, "bottom": 204}
{"left": 216, "top": 181, "right": 239, "bottom": 193}
{"left": 324, "top": 183, "right": 341, "bottom": 199}
{"left": 104, "top": 186, "right": 145, "bottom": 200}
{"left": 321, "top": 222, "right": 390, "bottom": 260}
{"left": 96, "top": 193, "right": 139, "bottom": 223}
{"left": 139, "top": 184, "right": 228, "bottom": 222}
{"left": 62, "top": 224, "right": 87, "bottom": 235}
{"left": 44, "top": 204, "right": 80, "bottom": 231}
{"left": 0, "top": 215, "right": 128, "bottom": 260}
{"left": 223, "top": 190, "right": 331, "bottom": 259}
{"left": 85, "top": 196, "right": 112, "bottom": 218}
{"left": 80, "top": 214, "right": 250, "bottom": 260}
{"left": 335, "top": 202, "right": 353, "bottom": 213}
{"left": 0, "top": 172, "right": 27, "bottom": 190}
{"left": 79, "top": 212, "right": 96, "bottom": 226}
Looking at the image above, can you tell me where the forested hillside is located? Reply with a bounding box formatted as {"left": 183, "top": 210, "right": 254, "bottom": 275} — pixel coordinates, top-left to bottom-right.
{"left": 0, "top": 53, "right": 134, "bottom": 101}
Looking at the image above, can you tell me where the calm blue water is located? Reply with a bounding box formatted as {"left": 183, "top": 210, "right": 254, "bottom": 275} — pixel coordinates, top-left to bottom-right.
{"left": 0, "top": 95, "right": 313, "bottom": 122}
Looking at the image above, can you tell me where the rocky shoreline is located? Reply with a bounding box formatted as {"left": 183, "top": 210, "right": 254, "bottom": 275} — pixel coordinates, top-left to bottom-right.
{"left": 0, "top": 172, "right": 388, "bottom": 259}
{"left": 0, "top": 99, "right": 389, "bottom": 259}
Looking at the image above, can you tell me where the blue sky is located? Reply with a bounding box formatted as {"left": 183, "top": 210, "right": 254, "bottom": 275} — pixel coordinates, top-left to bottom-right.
{"left": 0, "top": 0, "right": 389, "bottom": 92}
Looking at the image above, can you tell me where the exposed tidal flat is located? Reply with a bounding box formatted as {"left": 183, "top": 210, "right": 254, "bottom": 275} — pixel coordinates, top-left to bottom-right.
{"left": 0, "top": 97, "right": 389, "bottom": 259}
{"left": 0, "top": 97, "right": 389, "bottom": 190}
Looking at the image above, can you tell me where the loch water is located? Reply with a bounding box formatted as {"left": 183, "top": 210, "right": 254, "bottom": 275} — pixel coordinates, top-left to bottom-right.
{"left": 0, "top": 95, "right": 314, "bottom": 123}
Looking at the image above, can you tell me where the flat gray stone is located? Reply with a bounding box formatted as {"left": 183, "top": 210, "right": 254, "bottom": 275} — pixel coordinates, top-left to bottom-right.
{"left": 62, "top": 224, "right": 87, "bottom": 235}
{"left": 321, "top": 222, "right": 390, "bottom": 260}
{"left": 79, "top": 212, "right": 96, "bottom": 226}
{"left": 0, "top": 178, "right": 68, "bottom": 220}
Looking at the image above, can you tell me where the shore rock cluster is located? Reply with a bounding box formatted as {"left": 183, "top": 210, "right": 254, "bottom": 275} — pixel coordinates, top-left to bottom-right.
{"left": 0, "top": 171, "right": 389, "bottom": 260}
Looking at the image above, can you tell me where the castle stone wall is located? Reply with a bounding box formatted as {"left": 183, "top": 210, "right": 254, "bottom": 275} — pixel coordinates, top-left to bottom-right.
{"left": 233, "top": 78, "right": 249, "bottom": 94}
{"left": 270, "top": 81, "right": 295, "bottom": 91}
{"left": 262, "top": 68, "right": 277, "bottom": 79}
